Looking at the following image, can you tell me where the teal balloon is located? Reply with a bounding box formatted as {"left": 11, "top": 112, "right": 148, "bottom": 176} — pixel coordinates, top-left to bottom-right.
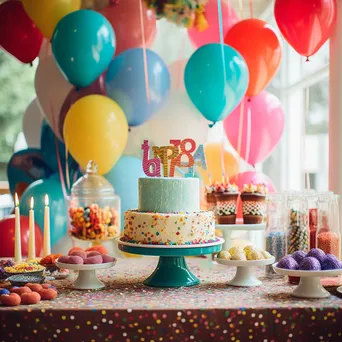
{"left": 104, "top": 156, "right": 145, "bottom": 225}
{"left": 19, "top": 174, "right": 68, "bottom": 246}
{"left": 52, "top": 10, "right": 115, "bottom": 88}
{"left": 184, "top": 43, "right": 249, "bottom": 123}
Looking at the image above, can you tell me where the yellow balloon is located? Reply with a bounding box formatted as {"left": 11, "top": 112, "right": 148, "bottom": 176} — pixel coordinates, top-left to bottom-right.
{"left": 198, "top": 142, "right": 240, "bottom": 185}
{"left": 22, "top": 0, "right": 81, "bottom": 39}
{"left": 63, "top": 95, "right": 128, "bottom": 175}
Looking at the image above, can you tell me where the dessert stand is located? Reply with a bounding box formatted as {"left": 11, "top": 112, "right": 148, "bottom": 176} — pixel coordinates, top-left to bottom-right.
{"left": 56, "top": 260, "right": 116, "bottom": 290}
{"left": 273, "top": 263, "right": 342, "bottom": 298}
{"left": 216, "top": 256, "right": 275, "bottom": 287}
{"left": 117, "top": 237, "right": 224, "bottom": 288}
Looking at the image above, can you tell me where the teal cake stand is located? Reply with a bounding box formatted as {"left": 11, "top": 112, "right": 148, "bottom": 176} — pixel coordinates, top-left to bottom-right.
{"left": 117, "top": 238, "right": 224, "bottom": 288}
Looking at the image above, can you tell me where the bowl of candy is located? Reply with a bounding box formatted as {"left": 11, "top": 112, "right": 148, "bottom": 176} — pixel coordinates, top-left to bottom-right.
{"left": 0, "top": 259, "right": 15, "bottom": 281}
{"left": 40, "top": 254, "right": 69, "bottom": 279}
{"left": 4, "top": 260, "right": 45, "bottom": 277}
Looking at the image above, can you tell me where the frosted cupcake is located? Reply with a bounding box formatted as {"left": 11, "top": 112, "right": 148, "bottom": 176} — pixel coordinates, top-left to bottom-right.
{"left": 214, "top": 183, "right": 239, "bottom": 224}
{"left": 205, "top": 182, "right": 217, "bottom": 212}
{"left": 241, "top": 184, "right": 268, "bottom": 224}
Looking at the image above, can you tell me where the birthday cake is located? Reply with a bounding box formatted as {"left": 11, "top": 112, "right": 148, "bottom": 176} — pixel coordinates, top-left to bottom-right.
{"left": 123, "top": 177, "right": 216, "bottom": 245}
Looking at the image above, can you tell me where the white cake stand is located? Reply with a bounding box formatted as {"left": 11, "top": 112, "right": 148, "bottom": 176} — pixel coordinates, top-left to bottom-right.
{"left": 273, "top": 263, "right": 342, "bottom": 298}
{"left": 216, "top": 256, "right": 275, "bottom": 287}
{"left": 56, "top": 259, "right": 116, "bottom": 290}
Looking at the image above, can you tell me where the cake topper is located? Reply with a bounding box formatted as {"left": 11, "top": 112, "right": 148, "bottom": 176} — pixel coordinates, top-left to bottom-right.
{"left": 141, "top": 139, "right": 207, "bottom": 177}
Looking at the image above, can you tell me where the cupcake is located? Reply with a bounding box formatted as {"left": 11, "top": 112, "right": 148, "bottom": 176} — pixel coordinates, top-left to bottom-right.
{"left": 214, "top": 183, "right": 239, "bottom": 224}
{"left": 240, "top": 184, "right": 268, "bottom": 224}
{"left": 204, "top": 183, "right": 217, "bottom": 211}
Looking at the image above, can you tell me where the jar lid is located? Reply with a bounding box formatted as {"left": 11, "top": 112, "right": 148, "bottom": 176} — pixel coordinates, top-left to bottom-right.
{"left": 71, "top": 160, "right": 115, "bottom": 197}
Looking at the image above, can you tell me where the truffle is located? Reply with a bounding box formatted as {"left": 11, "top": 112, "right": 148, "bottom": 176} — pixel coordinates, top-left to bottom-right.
{"left": 299, "top": 257, "right": 321, "bottom": 271}
{"left": 307, "top": 248, "right": 326, "bottom": 264}
{"left": 277, "top": 256, "right": 299, "bottom": 270}
{"left": 217, "top": 251, "right": 231, "bottom": 260}
{"left": 291, "top": 251, "right": 307, "bottom": 264}
{"left": 321, "top": 254, "right": 341, "bottom": 270}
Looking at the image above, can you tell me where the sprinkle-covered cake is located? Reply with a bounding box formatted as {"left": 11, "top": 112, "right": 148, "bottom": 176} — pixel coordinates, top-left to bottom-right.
{"left": 123, "top": 177, "right": 216, "bottom": 245}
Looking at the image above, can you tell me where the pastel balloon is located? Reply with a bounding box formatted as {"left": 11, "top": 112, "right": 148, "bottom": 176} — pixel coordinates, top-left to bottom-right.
{"left": 52, "top": 10, "right": 115, "bottom": 88}
{"left": 22, "top": 98, "right": 44, "bottom": 148}
{"left": 229, "top": 171, "right": 276, "bottom": 193}
{"left": 225, "top": 19, "right": 282, "bottom": 97}
{"left": 63, "top": 95, "right": 128, "bottom": 175}
{"left": 224, "top": 91, "right": 285, "bottom": 166}
{"left": 188, "top": 0, "right": 239, "bottom": 48}
{"left": 0, "top": 0, "right": 43, "bottom": 64}
{"left": 184, "top": 43, "right": 249, "bottom": 124}
{"left": 106, "top": 48, "right": 170, "bottom": 126}
{"left": 274, "top": 0, "right": 336, "bottom": 58}
{"left": 197, "top": 143, "right": 240, "bottom": 185}
{"left": 100, "top": 0, "right": 156, "bottom": 56}
{"left": 22, "top": 0, "right": 81, "bottom": 39}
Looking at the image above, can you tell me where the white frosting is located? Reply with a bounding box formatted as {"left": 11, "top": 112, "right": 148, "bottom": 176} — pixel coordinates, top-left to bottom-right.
{"left": 124, "top": 210, "right": 215, "bottom": 244}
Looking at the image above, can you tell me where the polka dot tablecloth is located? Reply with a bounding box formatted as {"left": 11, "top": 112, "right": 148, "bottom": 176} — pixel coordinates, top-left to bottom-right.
{"left": 1, "top": 258, "right": 342, "bottom": 342}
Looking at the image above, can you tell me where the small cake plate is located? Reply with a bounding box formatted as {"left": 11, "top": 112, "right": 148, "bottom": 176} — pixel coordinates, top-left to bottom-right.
{"left": 117, "top": 238, "right": 224, "bottom": 288}
{"left": 273, "top": 263, "right": 342, "bottom": 298}
{"left": 56, "top": 260, "right": 116, "bottom": 290}
{"left": 216, "top": 224, "right": 266, "bottom": 251}
{"left": 216, "top": 256, "right": 275, "bottom": 287}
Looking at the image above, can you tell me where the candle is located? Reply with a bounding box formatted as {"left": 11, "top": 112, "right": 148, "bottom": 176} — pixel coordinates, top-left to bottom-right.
{"left": 28, "top": 197, "right": 35, "bottom": 260}
{"left": 225, "top": 173, "right": 229, "bottom": 185}
{"left": 43, "top": 195, "right": 51, "bottom": 257}
{"left": 221, "top": 172, "right": 225, "bottom": 184}
{"left": 14, "top": 193, "right": 22, "bottom": 263}
{"left": 208, "top": 173, "right": 212, "bottom": 185}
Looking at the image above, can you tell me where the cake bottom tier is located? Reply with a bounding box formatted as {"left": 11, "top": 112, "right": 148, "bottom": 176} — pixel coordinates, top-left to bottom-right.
{"left": 123, "top": 210, "right": 215, "bottom": 245}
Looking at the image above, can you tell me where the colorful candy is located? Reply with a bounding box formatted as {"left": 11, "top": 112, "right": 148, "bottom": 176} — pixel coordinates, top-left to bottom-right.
{"left": 287, "top": 209, "right": 309, "bottom": 254}
{"left": 4, "top": 262, "right": 45, "bottom": 274}
{"left": 317, "top": 231, "right": 340, "bottom": 257}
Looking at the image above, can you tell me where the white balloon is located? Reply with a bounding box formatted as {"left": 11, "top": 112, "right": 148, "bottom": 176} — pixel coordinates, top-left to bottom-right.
{"left": 35, "top": 54, "right": 73, "bottom": 140}
{"left": 22, "top": 98, "right": 44, "bottom": 148}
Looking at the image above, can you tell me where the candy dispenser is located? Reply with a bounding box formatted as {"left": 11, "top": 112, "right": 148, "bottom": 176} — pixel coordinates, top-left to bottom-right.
{"left": 68, "top": 161, "right": 120, "bottom": 243}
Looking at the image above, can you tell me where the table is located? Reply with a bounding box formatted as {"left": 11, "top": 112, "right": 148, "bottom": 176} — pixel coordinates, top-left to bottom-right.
{"left": 1, "top": 257, "right": 342, "bottom": 342}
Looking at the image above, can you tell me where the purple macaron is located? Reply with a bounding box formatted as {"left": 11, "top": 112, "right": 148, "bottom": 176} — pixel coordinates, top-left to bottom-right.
{"left": 306, "top": 248, "right": 326, "bottom": 264}
{"left": 299, "top": 257, "right": 321, "bottom": 271}
{"left": 277, "top": 255, "right": 299, "bottom": 270}
{"left": 291, "top": 251, "right": 307, "bottom": 264}
{"left": 321, "top": 254, "right": 342, "bottom": 270}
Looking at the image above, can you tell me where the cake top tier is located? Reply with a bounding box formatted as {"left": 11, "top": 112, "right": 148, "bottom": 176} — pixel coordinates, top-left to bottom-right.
{"left": 138, "top": 177, "right": 200, "bottom": 213}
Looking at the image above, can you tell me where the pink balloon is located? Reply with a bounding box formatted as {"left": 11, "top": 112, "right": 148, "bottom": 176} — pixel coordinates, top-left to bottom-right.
{"left": 224, "top": 91, "right": 285, "bottom": 166}
{"left": 188, "top": 0, "right": 239, "bottom": 48}
{"left": 58, "top": 75, "right": 105, "bottom": 138}
{"left": 101, "top": 0, "right": 156, "bottom": 56}
{"left": 230, "top": 171, "right": 276, "bottom": 193}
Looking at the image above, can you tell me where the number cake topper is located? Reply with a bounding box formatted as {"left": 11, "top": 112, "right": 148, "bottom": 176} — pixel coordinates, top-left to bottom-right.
{"left": 141, "top": 139, "right": 207, "bottom": 177}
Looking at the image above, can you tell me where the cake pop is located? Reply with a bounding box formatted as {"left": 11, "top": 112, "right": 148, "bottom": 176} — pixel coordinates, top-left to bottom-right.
{"left": 291, "top": 250, "right": 307, "bottom": 264}
{"left": 299, "top": 257, "right": 321, "bottom": 271}
{"left": 321, "top": 254, "right": 342, "bottom": 270}
{"left": 277, "top": 255, "right": 299, "bottom": 270}
{"left": 306, "top": 248, "right": 326, "bottom": 264}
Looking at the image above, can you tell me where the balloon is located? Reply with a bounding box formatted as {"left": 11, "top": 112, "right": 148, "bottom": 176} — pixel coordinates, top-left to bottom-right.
{"left": 123, "top": 90, "right": 209, "bottom": 156}
{"left": 104, "top": 155, "right": 145, "bottom": 224}
{"left": 7, "top": 149, "right": 54, "bottom": 198}
{"left": 229, "top": 171, "right": 276, "bottom": 193}
{"left": 101, "top": 0, "right": 156, "bottom": 56}
{"left": 63, "top": 95, "right": 128, "bottom": 175}
{"left": 0, "top": 215, "right": 43, "bottom": 258}
{"left": 59, "top": 75, "right": 106, "bottom": 138}
{"left": 20, "top": 174, "right": 68, "bottom": 246}
{"left": 184, "top": 43, "right": 249, "bottom": 124}
{"left": 188, "top": 0, "right": 239, "bottom": 48}
{"left": 35, "top": 54, "right": 73, "bottom": 140}
{"left": 224, "top": 19, "right": 282, "bottom": 97}
{"left": 106, "top": 48, "right": 170, "bottom": 126}
{"left": 274, "top": 0, "right": 336, "bottom": 58}
{"left": 22, "top": 98, "right": 44, "bottom": 148}
{"left": 197, "top": 143, "right": 240, "bottom": 185}
{"left": 224, "top": 91, "right": 285, "bottom": 166}
{"left": 22, "top": 0, "right": 81, "bottom": 39}
{"left": 0, "top": 0, "right": 43, "bottom": 64}
{"left": 52, "top": 10, "right": 115, "bottom": 88}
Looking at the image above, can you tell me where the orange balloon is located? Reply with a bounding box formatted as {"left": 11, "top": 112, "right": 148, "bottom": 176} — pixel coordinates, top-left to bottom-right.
{"left": 198, "top": 143, "right": 240, "bottom": 185}
{"left": 225, "top": 19, "right": 282, "bottom": 97}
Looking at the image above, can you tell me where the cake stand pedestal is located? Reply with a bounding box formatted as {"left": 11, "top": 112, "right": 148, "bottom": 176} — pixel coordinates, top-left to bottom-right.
{"left": 117, "top": 238, "right": 224, "bottom": 288}
{"left": 216, "top": 224, "right": 266, "bottom": 250}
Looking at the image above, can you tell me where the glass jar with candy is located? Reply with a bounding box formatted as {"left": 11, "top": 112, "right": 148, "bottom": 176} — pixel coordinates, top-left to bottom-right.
{"left": 303, "top": 190, "right": 318, "bottom": 249}
{"left": 68, "top": 160, "right": 120, "bottom": 243}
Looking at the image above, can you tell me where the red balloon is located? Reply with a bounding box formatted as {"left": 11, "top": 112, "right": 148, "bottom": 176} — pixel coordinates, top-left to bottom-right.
{"left": 0, "top": 215, "right": 43, "bottom": 258}
{"left": 230, "top": 171, "right": 276, "bottom": 193}
{"left": 100, "top": 0, "right": 156, "bottom": 56}
{"left": 0, "top": 0, "right": 43, "bottom": 64}
{"left": 274, "top": 0, "right": 336, "bottom": 58}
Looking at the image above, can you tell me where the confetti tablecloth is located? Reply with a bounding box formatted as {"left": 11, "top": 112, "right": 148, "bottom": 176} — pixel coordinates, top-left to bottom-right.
{"left": 1, "top": 257, "right": 342, "bottom": 342}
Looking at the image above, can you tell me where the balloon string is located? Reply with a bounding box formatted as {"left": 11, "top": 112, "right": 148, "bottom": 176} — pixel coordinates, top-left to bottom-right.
{"left": 249, "top": 0, "right": 253, "bottom": 18}
{"left": 245, "top": 100, "right": 252, "bottom": 165}
{"left": 177, "top": 32, "right": 187, "bottom": 89}
{"left": 238, "top": 0, "right": 244, "bottom": 19}
{"left": 227, "top": 0, "right": 232, "bottom": 18}
{"left": 237, "top": 98, "right": 245, "bottom": 159}
{"left": 65, "top": 144, "right": 71, "bottom": 191}
{"left": 220, "top": 142, "right": 226, "bottom": 183}
{"left": 138, "top": 0, "right": 150, "bottom": 104}
{"left": 304, "top": 87, "right": 311, "bottom": 190}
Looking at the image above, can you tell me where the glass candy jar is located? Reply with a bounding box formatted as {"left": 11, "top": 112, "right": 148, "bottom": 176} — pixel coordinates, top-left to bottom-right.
{"left": 68, "top": 161, "right": 120, "bottom": 242}
{"left": 303, "top": 190, "right": 318, "bottom": 249}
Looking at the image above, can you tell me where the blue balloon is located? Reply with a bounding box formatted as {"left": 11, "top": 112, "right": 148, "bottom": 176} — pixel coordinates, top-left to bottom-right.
{"left": 184, "top": 43, "right": 249, "bottom": 124}
{"left": 104, "top": 156, "right": 145, "bottom": 225}
{"left": 52, "top": 10, "right": 115, "bottom": 88}
{"left": 106, "top": 48, "right": 170, "bottom": 126}
{"left": 20, "top": 174, "right": 68, "bottom": 247}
